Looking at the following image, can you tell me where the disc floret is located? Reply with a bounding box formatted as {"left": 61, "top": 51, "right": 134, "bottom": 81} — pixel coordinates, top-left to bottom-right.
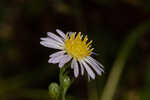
{"left": 65, "top": 32, "right": 93, "bottom": 60}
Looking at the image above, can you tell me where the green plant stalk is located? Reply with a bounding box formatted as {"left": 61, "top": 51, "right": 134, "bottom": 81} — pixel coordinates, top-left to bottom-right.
{"left": 59, "top": 66, "right": 65, "bottom": 100}
{"left": 100, "top": 21, "right": 150, "bottom": 100}
{"left": 59, "top": 63, "right": 72, "bottom": 100}
{"left": 62, "top": 88, "right": 67, "bottom": 100}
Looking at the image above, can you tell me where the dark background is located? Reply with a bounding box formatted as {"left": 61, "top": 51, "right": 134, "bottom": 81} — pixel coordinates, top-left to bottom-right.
{"left": 0, "top": 0, "right": 150, "bottom": 100}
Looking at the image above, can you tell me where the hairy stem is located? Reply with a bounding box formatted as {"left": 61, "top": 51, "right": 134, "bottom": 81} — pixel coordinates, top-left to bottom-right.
{"left": 59, "top": 63, "right": 72, "bottom": 100}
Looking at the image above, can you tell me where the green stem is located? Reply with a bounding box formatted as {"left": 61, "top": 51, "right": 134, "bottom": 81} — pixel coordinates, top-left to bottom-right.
{"left": 100, "top": 21, "right": 150, "bottom": 100}
{"left": 59, "top": 63, "right": 72, "bottom": 100}
{"left": 59, "top": 67, "right": 65, "bottom": 100}
{"left": 62, "top": 89, "right": 66, "bottom": 100}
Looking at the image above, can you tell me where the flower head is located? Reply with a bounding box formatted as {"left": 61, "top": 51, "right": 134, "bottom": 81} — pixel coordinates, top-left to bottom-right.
{"left": 40, "top": 29, "right": 104, "bottom": 79}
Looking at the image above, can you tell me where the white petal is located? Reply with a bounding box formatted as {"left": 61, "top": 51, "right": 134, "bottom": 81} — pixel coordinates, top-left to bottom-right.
{"left": 88, "top": 75, "right": 91, "bottom": 81}
{"left": 81, "top": 60, "right": 95, "bottom": 79}
{"left": 47, "top": 32, "right": 64, "bottom": 43}
{"left": 48, "top": 54, "right": 65, "bottom": 64}
{"left": 49, "top": 51, "right": 65, "bottom": 57}
{"left": 79, "top": 61, "right": 84, "bottom": 76}
{"left": 87, "top": 57, "right": 104, "bottom": 73}
{"left": 58, "top": 55, "right": 72, "bottom": 68}
{"left": 84, "top": 57, "right": 103, "bottom": 76}
{"left": 71, "top": 59, "right": 74, "bottom": 69}
{"left": 40, "top": 41, "right": 63, "bottom": 50}
{"left": 71, "top": 59, "right": 79, "bottom": 78}
{"left": 56, "top": 29, "right": 66, "bottom": 39}
{"left": 71, "top": 60, "right": 74, "bottom": 69}
{"left": 40, "top": 37, "right": 63, "bottom": 46}
{"left": 88, "top": 56, "right": 104, "bottom": 68}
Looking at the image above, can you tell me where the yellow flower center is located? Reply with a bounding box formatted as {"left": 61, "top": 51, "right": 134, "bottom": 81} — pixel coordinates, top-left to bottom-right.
{"left": 64, "top": 32, "right": 94, "bottom": 60}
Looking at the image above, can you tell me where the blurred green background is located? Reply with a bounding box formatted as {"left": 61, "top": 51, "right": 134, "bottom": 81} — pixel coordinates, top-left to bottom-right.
{"left": 0, "top": 0, "right": 150, "bottom": 100}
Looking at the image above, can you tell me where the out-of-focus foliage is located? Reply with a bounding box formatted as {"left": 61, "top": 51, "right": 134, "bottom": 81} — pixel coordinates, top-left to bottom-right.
{"left": 0, "top": 0, "right": 150, "bottom": 100}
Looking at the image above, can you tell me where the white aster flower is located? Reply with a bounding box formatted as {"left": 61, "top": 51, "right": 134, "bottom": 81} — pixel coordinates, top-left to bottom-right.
{"left": 40, "top": 29, "right": 104, "bottom": 79}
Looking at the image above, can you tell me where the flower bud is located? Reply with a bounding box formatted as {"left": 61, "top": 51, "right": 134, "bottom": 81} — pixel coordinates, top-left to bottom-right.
{"left": 62, "top": 75, "right": 71, "bottom": 89}
{"left": 48, "top": 83, "right": 60, "bottom": 100}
